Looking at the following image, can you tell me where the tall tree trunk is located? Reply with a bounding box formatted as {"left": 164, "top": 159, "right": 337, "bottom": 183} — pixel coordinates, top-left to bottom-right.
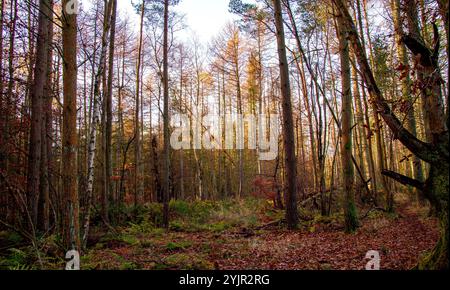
{"left": 117, "top": 27, "right": 127, "bottom": 206}
{"left": 230, "top": 28, "right": 244, "bottom": 199}
{"left": 335, "top": 1, "right": 359, "bottom": 233}
{"left": 162, "top": 0, "right": 171, "bottom": 229}
{"left": 361, "top": 0, "right": 392, "bottom": 209}
{"left": 39, "top": 0, "right": 54, "bottom": 232}
{"left": 4, "top": 0, "right": 17, "bottom": 176}
{"left": 104, "top": 0, "right": 117, "bottom": 222}
{"left": 27, "top": 0, "right": 51, "bottom": 230}
{"left": 273, "top": 0, "right": 298, "bottom": 229}
{"left": 0, "top": 0, "right": 5, "bottom": 172}
{"left": 436, "top": 0, "right": 449, "bottom": 118}
{"left": 355, "top": 0, "right": 378, "bottom": 201}
{"left": 392, "top": 0, "right": 425, "bottom": 203}
{"left": 82, "top": 0, "right": 113, "bottom": 249}
{"left": 61, "top": 0, "right": 80, "bottom": 251}
{"left": 352, "top": 57, "right": 377, "bottom": 201}
{"left": 134, "top": 1, "right": 145, "bottom": 208}
{"left": 179, "top": 47, "right": 185, "bottom": 200}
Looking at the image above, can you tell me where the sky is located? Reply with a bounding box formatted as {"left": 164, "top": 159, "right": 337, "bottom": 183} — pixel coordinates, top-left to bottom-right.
{"left": 117, "top": 0, "right": 242, "bottom": 45}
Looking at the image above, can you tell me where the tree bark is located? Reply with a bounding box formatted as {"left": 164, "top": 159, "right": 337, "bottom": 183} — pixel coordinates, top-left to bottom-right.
{"left": 335, "top": 1, "right": 359, "bottom": 232}
{"left": 61, "top": 0, "right": 80, "bottom": 251}
{"left": 39, "top": 0, "right": 54, "bottom": 232}
{"left": 104, "top": 0, "right": 117, "bottom": 223}
{"left": 273, "top": 0, "right": 298, "bottom": 229}
{"left": 134, "top": 0, "right": 145, "bottom": 209}
{"left": 0, "top": 0, "right": 5, "bottom": 172}
{"left": 27, "top": 0, "right": 51, "bottom": 230}
{"left": 333, "top": 0, "right": 448, "bottom": 269}
{"left": 162, "top": 0, "right": 171, "bottom": 229}
{"left": 392, "top": 0, "right": 425, "bottom": 203}
{"left": 82, "top": 0, "right": 113, "bottom": 249}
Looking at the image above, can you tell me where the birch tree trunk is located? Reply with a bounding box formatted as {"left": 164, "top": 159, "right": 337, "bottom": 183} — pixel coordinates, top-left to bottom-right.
{"left": 82, "top": 0, "right": 113, "bottom": 248}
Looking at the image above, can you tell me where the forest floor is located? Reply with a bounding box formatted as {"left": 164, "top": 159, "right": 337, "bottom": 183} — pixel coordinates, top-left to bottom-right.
{"left": 0, "top": 194, "right": 439, "bottom": 270}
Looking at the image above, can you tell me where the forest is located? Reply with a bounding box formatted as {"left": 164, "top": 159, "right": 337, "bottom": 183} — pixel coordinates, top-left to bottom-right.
{"left": 0, "top": 0, "right": 448, "bottom": 270}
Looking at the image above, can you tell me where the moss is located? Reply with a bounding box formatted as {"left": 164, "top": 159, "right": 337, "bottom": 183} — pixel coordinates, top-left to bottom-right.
{"left": 153, "top": 263, "right": 170, "bottom": 270}
{"left": 164, "top": 253, "right": 214, "bottom": 270}
{"left": 80, "top": 252, "right": 103, "bottom": 270}
{"left": 120, "top": 261, "right": 139, "bottom": 270}
{"left": 127, "top": 219, "right": 156, "bottom": 234}
{"left": 207, "top": 221, "right": 230, "bottom": 232}
{"left": 418, "top": 212, "right": 448, "bottom": 270}
{"left": 121, "top": 234, "right": 140, "bottom": 246}
{"left": 344, "top": 201, "right": 359, "bottom": 233}
{"left": 344, "top": 142, "right": 351, "bottom": 151}
{"left": 320, "top": 263, "right": 333, "bottom": 270}
{"left": 94, "top": 242, "right": 105, "bottom": 250}
{"left": 416, "top": 166, "right": 449, "bottom": 270}
{"left": 140, "top": 240, "right": 154, "bottom": 248}
{"left": 5, "top": 232, "right": 22, "bottom": 244}
{"left": 166, "top": 241, "right": 193, "bottom": 251}
{"left": 169, "top": 220, "right": 185, "bottom": 232}
{"left": 200, "top": 243, "right": 212, "bottom": 253}
{"left": 433, "top": 173, "right": 449, "bottom": 202}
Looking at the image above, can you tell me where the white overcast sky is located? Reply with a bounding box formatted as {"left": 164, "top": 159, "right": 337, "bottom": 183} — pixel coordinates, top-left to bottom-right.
{"left": 116, "top": 0, "right": 244, "bottom": 45}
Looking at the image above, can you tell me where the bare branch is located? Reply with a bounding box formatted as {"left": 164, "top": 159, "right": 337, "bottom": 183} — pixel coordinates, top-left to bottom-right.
{"left": 381, "top": 170, "right": 425, "bottom": 190}
{"left": 332, "top": 0, "right": 436, "bottom": 163}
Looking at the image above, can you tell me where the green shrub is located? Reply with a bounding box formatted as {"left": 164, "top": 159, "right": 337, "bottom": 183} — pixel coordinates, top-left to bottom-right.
{"left": 166, "top": 241, "right": 192, "bottom": 251}
{"left": 120, "top": 234, "right": 140, "bottom": 246}
{"left": 128, "top": 219, "right": 156, "bottom": 234}
{"left": 6, "top": 232, "right": 22, "bottom": 244}
{"left": 164, "top": 253, "right": 214, "bottom": 270}
{"left": 0, "top": 248, "right": 29, "bottom": 270}
{"left": 120, "top": 261, "right": 139, "bottom": 270}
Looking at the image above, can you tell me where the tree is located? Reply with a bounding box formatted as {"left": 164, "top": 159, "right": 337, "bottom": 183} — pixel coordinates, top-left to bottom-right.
{"left": 82, "top": 0, "right": 114, "bottom": 248}
{"left": 40, "top": 0, "right": 54, "bottom": 232}
{"left": 391, "top": 0, "right": 424, "bottom": 202}
{"left": 272, "top": 0, "right": 298, "bottom": 229}
{"left": 104, "top": 0, "right": 117, "bottom": 223}
{"left": 61, "top": 0, "right": 80, "bottom": 251}
{"left": 162, "top": 0, "right": 170, "bottom": 229}
{"left": 0, "top": 0, "right": 5, "bottom": 171}
{"left": 333, "top": 0, "right": 448, "bottom": 269}
{"left": 133, "top": 0, "right": 146, "bottom": 210}
{"left": 334, "top": 0, "right": 359, "bottom": 233}
{"left": 211, "top": 23, "right": 246, "bottom": 199}
{"left": 161, "top": 0, "right": 180, "bottom": 228}
{"left": 27, "top": 0, "right": 51, "bottom": 230}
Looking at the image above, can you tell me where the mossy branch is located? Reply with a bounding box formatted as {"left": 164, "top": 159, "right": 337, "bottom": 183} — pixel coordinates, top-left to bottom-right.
{"left": 381, "top": 170, "right": 425, "bottom": 190}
